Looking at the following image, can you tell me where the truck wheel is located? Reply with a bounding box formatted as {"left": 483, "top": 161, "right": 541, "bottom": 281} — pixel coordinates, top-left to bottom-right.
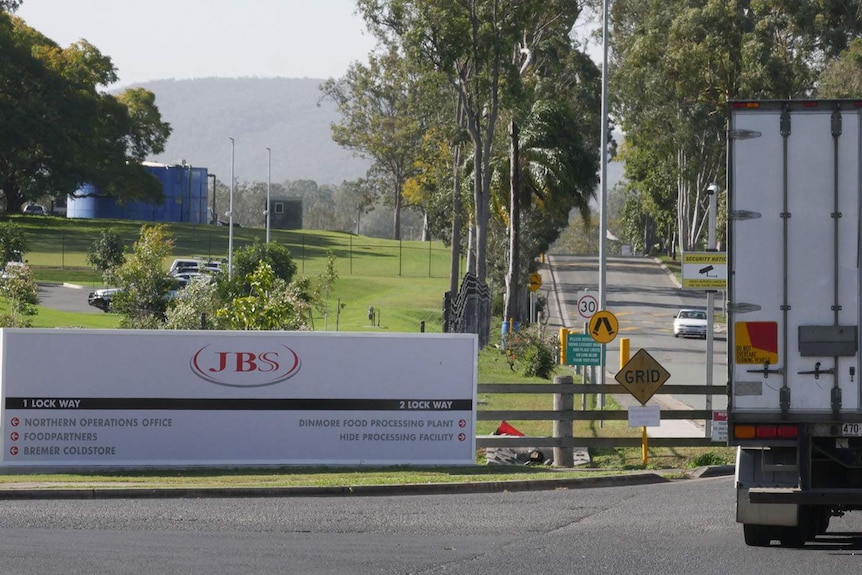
{"left": 815, "top": 511, "right": 831, "bottom": 535}
{"left": 743, "top": 524, "right": 773, "bottom": 547}
{"left": 778, "top": 526, "right": 806, "bottom": 548}
{"left": 807, "top": 507, "right": 830, "bottom": 536}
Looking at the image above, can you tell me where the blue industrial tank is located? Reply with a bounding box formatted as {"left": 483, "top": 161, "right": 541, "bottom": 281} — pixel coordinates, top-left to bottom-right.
{"left": 67, "top": 162, "right": 209, "bottom": 223}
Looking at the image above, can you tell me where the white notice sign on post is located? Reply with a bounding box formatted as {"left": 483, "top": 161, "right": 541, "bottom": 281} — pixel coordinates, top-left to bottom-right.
{"left": 711, "top": 411, "right": 728, "bottom": 442}
{"left": 627, "top": 405, "right": 661, "bottom": 428}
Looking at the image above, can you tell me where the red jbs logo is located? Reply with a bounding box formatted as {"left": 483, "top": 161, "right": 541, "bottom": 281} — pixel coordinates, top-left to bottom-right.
{"left": 191, "top": 345, "right": 301, "bottom": 387}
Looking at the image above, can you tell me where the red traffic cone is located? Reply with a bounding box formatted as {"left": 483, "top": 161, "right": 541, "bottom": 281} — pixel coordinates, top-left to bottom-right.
{"left": 494, "top": 421, "right": 524, "bottom": 436}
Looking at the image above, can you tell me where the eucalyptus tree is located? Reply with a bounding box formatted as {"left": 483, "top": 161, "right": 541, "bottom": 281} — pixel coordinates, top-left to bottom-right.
{"left": 612, "top": 0, "right": 733, "bottom": 254}
{"left": 612, "top": 0, "right": 862, "bottom": 254}
{"left": 817, "top": 39, "right": 862, "bottom": 97}
{"left": 358, "top": 0, "right": 522, "bottom": 282}
{"left": 335, "top": 178, "right": 379, "bottom": 234}
{"left": 321, "top": 46, "right": 426, "bottom": 240}
{"left": 356, "top": 0, "right": 532, "bottom": 346}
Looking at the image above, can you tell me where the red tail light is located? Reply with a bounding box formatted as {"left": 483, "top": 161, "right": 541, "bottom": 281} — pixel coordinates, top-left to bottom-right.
{"left": 752, "top": 424, "right": 798, "bottom": 439}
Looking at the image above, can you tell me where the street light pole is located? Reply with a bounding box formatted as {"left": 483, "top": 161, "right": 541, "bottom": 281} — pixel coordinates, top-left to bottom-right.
{"left": 598, "top": 0, "right": 610, "bottom": 401}
{"left": 208, "top": 173, "right": 216, "bottom": 225}
{"left": 228, "top": 137, "right": 235, "bottom": 280}
{"left": 266, "top": 147, "right": 271, "bottom": 243}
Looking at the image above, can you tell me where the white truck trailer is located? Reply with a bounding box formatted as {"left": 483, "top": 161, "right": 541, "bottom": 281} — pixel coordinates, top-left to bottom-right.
{"left": 729, "top": 99, "right": 862, "bottom": 546}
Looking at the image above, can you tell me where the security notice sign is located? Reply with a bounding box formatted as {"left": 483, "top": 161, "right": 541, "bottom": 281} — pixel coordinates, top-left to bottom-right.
{"left": 681, "top": 251, "right": 727, "bottom": 289}
{"left": 0, "top": 329, "right": 477, "bottom": 468}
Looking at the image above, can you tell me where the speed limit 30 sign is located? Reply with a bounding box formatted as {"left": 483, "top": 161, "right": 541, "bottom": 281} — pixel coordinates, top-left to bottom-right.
{"left": 577, "top": 294, "right": 599, "bottom": 319}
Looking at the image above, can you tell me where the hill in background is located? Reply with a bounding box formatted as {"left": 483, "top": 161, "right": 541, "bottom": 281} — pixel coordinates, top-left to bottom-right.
{"left": 131, "top": 77, "right": 370, "bottom": 186}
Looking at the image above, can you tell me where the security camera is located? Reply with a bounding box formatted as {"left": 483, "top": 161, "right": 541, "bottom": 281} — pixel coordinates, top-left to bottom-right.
{"left": 707, "top": 183, "right": 719, "bottom": 195}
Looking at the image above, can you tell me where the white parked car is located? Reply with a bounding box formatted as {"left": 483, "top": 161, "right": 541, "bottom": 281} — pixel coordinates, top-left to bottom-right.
{"left": 168, "top": 258, "right": 202, "bottom": 276}
{"left": 22, "top": 204, "right": 46, "bottom": 215}
{"left": 87, "top": 287, "right": 122, "bottom": 312}
{"left": 168, "top": 258, "right": 222, "bottom": 277}
{"left": 673, "top": 309, "right": 708, "bottom": 339}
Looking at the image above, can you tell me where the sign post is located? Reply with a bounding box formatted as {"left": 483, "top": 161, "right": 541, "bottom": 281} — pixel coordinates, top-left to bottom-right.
{"left": 588, "top": 310, "right": 619, "bottom": 420}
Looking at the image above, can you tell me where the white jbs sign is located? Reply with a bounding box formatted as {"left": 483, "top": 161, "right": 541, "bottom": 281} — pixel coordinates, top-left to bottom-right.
{"left": 0, "top": 329, "right": 477, "bottom": 468}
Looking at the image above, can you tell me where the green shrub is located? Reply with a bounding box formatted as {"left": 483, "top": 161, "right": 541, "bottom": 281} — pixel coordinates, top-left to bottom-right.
{"left": 689, "top": 451, "right": 729, "bottom": 467}
{"left": 504, "top": 327, "right": 556, "bottom": 379}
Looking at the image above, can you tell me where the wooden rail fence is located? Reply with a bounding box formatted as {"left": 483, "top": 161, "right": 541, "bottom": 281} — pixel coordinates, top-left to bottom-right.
{"left": 476, "top": 376, "right": 728, "bottom": 465}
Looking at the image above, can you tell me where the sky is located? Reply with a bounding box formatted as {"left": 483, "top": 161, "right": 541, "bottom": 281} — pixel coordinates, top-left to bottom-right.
{"left": 15, "top": 0, "right": 379, "bottom": 86}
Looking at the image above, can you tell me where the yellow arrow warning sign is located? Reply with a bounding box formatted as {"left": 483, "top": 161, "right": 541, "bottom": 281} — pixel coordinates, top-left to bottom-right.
{"left": 588, "top": 310, "right": 618, "bottom": 344}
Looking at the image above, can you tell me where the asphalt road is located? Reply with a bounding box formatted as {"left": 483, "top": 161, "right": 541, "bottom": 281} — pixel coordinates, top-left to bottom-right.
{"left": 37, "top": 282, "right": 104, "bottom": 315}
{"left": 1, "top": 476, "right": 861, "bottom": 574}
{"left": 544, "top": 254, "right": 727, "bottom": 411}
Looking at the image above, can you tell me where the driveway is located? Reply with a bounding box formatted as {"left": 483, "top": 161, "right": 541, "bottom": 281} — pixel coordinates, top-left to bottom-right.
{"left": 38, "top": 283, "right": 104, "bottom": 314}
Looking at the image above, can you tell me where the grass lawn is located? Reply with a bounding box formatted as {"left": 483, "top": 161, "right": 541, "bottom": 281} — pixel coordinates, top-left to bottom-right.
{"left": 15, "top": 215, "right": 452, "bottom": 332}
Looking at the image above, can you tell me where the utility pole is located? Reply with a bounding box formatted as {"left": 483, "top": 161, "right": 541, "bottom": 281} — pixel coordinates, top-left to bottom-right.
{"left": 266, "top": 147, "right": 271, "bottom": 243}
{"left": 228, "top": 137, "right": 235, "bottom": 280}
{"left": 705, "top": 183, "right": 718, "bottom": 437}
{"left": 208, "top": 173, "right": 216, "bottom": 225}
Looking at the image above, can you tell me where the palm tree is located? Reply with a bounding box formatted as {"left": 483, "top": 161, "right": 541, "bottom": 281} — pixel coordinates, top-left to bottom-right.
{"left": 503, "top": 98, "right": 599, "bottom": 324}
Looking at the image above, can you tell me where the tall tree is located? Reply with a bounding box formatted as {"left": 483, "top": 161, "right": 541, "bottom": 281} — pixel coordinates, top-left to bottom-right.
{"left": 335, "top": 178, "right": 379, "bottom": 234}
{"left": 612, "top": 0, "right": 862, "bottom": 255}
{"left": 817, "top": 39, "right": 862, "bottom": 97}
{"left": 321, "top": 47, "right": 425, "bottom": 240}
{"left": 0, "top": 14, "right": 171, "bottom": 213}
{"left": 358, "top": 0, "right": 524, "bottom": 346}
{"left": 501, "top": 1, "right": 601, "bottom": 324}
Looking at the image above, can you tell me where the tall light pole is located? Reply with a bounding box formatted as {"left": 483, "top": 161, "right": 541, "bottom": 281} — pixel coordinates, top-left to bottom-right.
{"left": 266, "top": 147, "right": 271, "bottom": 243}
{"left": 208, "top": 173, "right": 216, "bottom": 225}
{"left": 598, "top": 0, "right": 610, "bottom": 398}
{"left": 228, "top": 137, "right": 235, "bottom": 280}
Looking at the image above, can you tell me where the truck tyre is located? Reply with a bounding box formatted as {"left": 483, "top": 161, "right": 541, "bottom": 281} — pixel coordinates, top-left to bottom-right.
{"left": 816, "top": 511, "right": 831, "bottom": 535}
{"left": 743, "top": 524, "right": 773, "bottom": 547}
{"left": 778, "top": 526, "right": 806, "bottom": 548}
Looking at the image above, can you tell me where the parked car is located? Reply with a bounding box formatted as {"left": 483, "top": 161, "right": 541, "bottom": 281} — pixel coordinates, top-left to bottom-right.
{"left": 22, "top": 204, "right": 46, "bottom": 215}
{"left": 172, "top": 272, "right": 212, "bottom": 285}
{"left": 88, "top": 274, "right": 202, "bottom": 313}
{"left": 87, "top": 287, "right": 122, "bottom": 312}
{"left": 168, "top": 258, "right": 223, "bottom": 277}
{"left": 168, "top": 258, "right": 204, "bottom": 276}
{"left": 1, "top": 251, "right": 26, "bottom": 280}
{"left": 201, "top": 261, "right": 223, "bottom": 274}
{"left": 672, "top": 309, "right": 708, "bottom": 338}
